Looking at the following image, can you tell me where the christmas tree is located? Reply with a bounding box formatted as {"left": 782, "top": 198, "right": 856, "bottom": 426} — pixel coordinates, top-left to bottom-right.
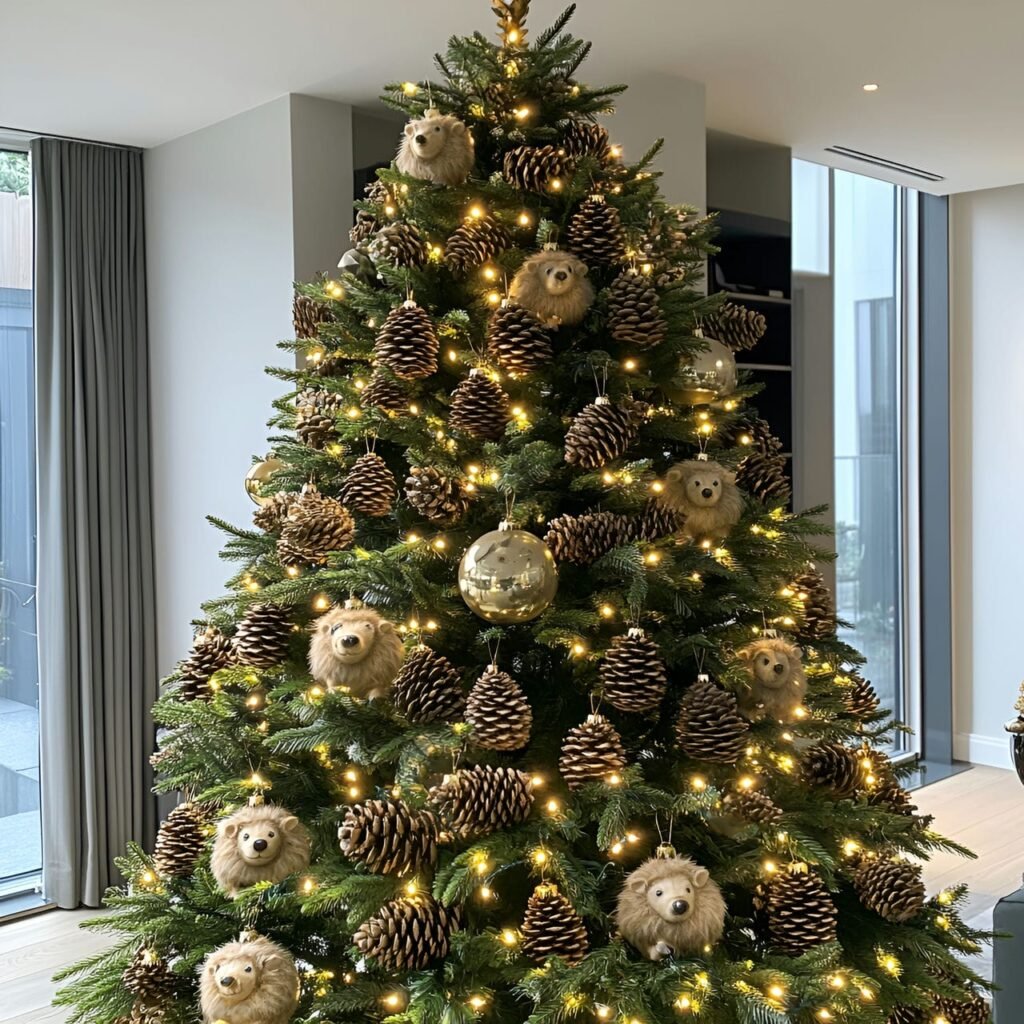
{"left": 57, "top": 4, "right": 991, "bottom": 1023}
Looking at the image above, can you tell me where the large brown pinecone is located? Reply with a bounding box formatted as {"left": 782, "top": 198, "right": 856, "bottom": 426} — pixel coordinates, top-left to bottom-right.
{"left": 374, "top": 301, "right": 439, "bottom": 381}
{"left": 754, "top": 869, "right": 838, "bottom": 956}
{"left": 391, "top": 646, "right": 466, "bottom": 723}
{"left": 277, "top": 486, "right": 355, "bottom": 566}
{"left": 310, "top": 349, "right": 351, "bottom": 378}
{"left": 791, "top": 565, "right": 835, "bottom": 641}
{"left": 599, "top": 629, "right": 667, "bottom": 713}
{"left": 887, "top": 1006, "right": 928, "bottom": 1024}
{"left": 232, "top": 603, "right": 292, "bottom": 668}
{"left": 853, "top": 856, "right": 926, "bottom": 923}
{"left": 842, "top": 672, "right": 881, "bottom": 718}
{"left": 114, "top": 1001, "right": 165, "bottom": 1024}
{"left": 338, "top": 799, "right": 438, "bottom": 876}
{"left": 544, "top": 500, "right": 678, "bottom": 565}
{"left": 562, "top": 120, "right": 611, "bottom": 162}
{"left": 122, "top": 948, "right": 178, "bottom": 1005}
{"left": 870, "top": 777, "right": 919, "bottom": 817}
{"left": 405, "top": 465, "right": 473, "bottom": 524}
{"left": 521, "top": 883, "right": 589, "bottom": 964}
{"left": 153, "top": 802, "right": 207, "bottom": 878}
{"left": 360, "top": 370, "right": 409, "bottom": 414}
{"left": 350, "top": 180, "right": 389, "bottom": 245}
{"left": 293, "top": 294, "right": 330, "bottom": 340}
{"left": 444, "top": 214, "right": 512, "bottom": 275}
{"left": 295, "top": 388, "right": 342, "bottom": 449}
{"left": 676, "top": 677, "right": 750, "bottom": 764}
{"left": 178, "top": 627, "right": 235, "bottom": 702}
{"left": 465, "top": 666, "right": 533, "bottom": 751}
{"left": 448, "top": 369, "right": 510, "bottom": 440}
{"left": 353, "top": 895, "right": 460, "bottom": 971}
{"left": 429, "top": 765, "right": 534, "bottom": 837}
{"left": 735, "top": 418, "right": 791, "bottom": 507}
{"left": 722, "top": 786, "right": 784, "bottom": 825}
{"left": 503, "top": 144, "right": 572, "bottom": 192}
{"left": 370, "top": 220, "right": 428, "bottom": 269}
{"left": 707, "top": 301, "right": 767, "bottom": 352}
{"left": 567, "top": 194, "right": 626, "bottom": 267}
{"left": 253, "top": 492, "right": 302, "bottom": 535}
{"left": 802, "top": 742, "right": 862, "bottom": 797}
{"left": 607, "top": 270, "right": 667, "bottom": 349}
{"left": 564, "top": 397, "right": 642, "bottom": 469}
{"left": 559, "top": 713, "right": 627, "bottom": 789}
{"left": 933, "top": 991, "right": 990, "bottom": 1024}
{"left": 487, "top": 303, "right": 553, "bottom": 375}
{"left": 338, "top": 452, "right": 397, "bottom": 518}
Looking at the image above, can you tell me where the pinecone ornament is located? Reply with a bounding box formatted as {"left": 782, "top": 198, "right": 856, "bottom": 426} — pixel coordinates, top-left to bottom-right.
{"left": 449, "top": 368, "right": 510, "bottom": 440}
{"left": 232, "top": 603, "right": 292, "bottom": 668}
{"left": 544, "top": 501, "right": 677, "bottom": 564}
{"left": 802, "top": 742, "right": 862, "bottom": 797}
{"left": 607, "top": 270, "right": 667, "bottom": 349}
{"left": 465, "top": 665, "right": 533, "bottom": 751}
{"left": 887, "top": 1007, "right": 928, "bottom": 1024}
{"left": 404, "top": 465, "right": 472, "bottom": 524}
{"left": 429, "top": 765, "right": 534, "bottom": 837}
{"left": 502, "top": 144, "right": 572, "bottom": 192}
{"left": 295, "top": 387, "right": 342, "bottom": 449}
{"left": 153, "top": 802, "right": 207, "bottom": 878}
{"left": 338, "top": 799, "right": 438, "bottom": 876}
{"left": 253, "top": 492, "right": 299, "bottom": 533}
{"left": 735, "top": 418, "right": 791, "bottom": 506}
{"left": 114, "top": 1002, "right": 165, "bottom": 1024}
{"left": 567, "top": 194, "right": 626, "bottom": 267}
{"left": 599, "top": 628, "right": 667, "bottom": 713}
{"left": 676, "top": 676, "right": 750, "bottom": 764}
{"left": 853, "top": 856, "right": 926, "bottom": 923}
{"left": 487, "top": 302, "right": 553, "bottom": 375}
{"left": 338, "top": 452, "right": 397, "bottom": 518}
{"left": 444, "top": 214, "right": 512, "bottom": 275}
{"left": 369, "top": 220, "right": 427, "bottom": 268}
{"left": 391, "top": 646, "right": 466, "bottom": 723}
{"left": 564, "top": 396, "right": 643, "bottom": 469}
{"left": 293, "top": 294, "right": 330, "bottom": 340}
{"left": 933, "top": 991, "right": 990, "bottom": 1024}
{"left": 373, "top": 300, "right": 439, "bottom": 380}
{"left": 753, "top": 868, "right": 838, "bottom": 956}
{"left": 360, "top": 370, "right": 409, "bottom": 414}
{"left": 869, "top": 778, "right": 918, "bottom": 817}
{"left": 277, "top": 485, "right": 355, "bottom": 566}
{"left": 841, "top": 673, "right": 881, "bottom": 718}
{"left": 354, "top": 895, "right": 460, "bottom": 971}
{"left": 559, "top": 713, "right": 627, "bottom": 789}
{"left": 707, "top": 301, "right": 767, "bottom": 352}
{"left": 791, "top": 565, "right": 835, "bottom": 641}
{"left": 350, "top": 180, "right": 389, "bottom": 245}
{"left": 178, "top": 627, "right": 235, "bottom": 702}
{"left": 122, "top": 947, "right": 178, "bottom": 1005}
{"left": 562, "top": 120, "right": 611, "bottom": 162}
{"left": 722, "top": 787, "right": 784, "bottom": 825}
{"left": 521, "top": 883, "right": 589, "bottom": 964}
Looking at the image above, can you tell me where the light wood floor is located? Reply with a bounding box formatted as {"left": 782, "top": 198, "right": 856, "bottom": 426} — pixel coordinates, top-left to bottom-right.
{"left": 0, "top": 765, "right": 1018, "bottom": 1021}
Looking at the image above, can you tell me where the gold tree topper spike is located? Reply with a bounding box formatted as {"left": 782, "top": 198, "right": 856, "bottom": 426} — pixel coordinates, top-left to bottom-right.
{"left": 492, "top": 0, "right": 530, "bottom": 44}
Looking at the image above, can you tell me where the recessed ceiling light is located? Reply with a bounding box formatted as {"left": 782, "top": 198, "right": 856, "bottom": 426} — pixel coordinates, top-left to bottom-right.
{"left": 862, "top": 83, "right": 879, "bottom": 92}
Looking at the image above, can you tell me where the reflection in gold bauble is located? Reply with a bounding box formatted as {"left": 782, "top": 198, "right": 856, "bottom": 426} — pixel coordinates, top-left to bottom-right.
{"left": 244, "top": 455, "right": 286, "bottom": 506}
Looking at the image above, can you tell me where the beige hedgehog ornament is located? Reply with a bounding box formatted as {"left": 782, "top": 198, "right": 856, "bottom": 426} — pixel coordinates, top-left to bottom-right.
{"left": 396, "top": 109, "right": 475, "bottom": 186}
{"left": 658, "top": 456, "right": 743, "bottom": 542}
{"left": 308, "top": 600, "right": 404, "bottom": 699}
{"left": 616, "top": 846, "right": 726, "bottom": 960}
{"left": 199, "top": 935, "right": 299, "bottom": 1024}
{"left": 509, "top": 248, "right": 594, "bottom": 327}
{"left": 211, "top": 803, "right": 311, "bottom": 897}
{"left": 735, "top": 634, "right": 807, "bottom": 722}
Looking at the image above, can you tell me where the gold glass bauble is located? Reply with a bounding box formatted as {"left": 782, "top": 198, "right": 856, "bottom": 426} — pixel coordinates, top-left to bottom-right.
{"left": 664, "top": 336, "right": 737, "bottom": 405}
{"left": 458, "top": 522, "right": 558, "bottom": 623}
{"left": 245, "top": 455, "right": 286, "bottom": 505}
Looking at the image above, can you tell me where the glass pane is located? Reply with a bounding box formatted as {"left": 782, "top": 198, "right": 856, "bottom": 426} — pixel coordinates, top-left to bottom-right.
{"left": 832, "top": 169, "right": 903, "bottom": 750}
{"left": 0, "top": 149, "right": 41, "bottom": 895}
{"left": 792, "top": 158, "right": 830, "bottom": 275}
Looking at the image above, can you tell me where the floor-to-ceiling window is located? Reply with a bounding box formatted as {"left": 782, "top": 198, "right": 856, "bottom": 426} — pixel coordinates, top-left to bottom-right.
{"left": 0, "top": 148, "right": 41, "bottom": 897}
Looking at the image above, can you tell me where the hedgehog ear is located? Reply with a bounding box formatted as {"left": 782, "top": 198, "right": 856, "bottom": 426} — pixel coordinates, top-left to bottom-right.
{"left": 378, "top": 620, "right": 395, "bottom": 635}
{"left": 280, "top": 815, "right": 300, "bottom": 832}
{"left": 223, "top": 821, "right": 240, "bottom": 838}
{"left": 451, "top": 120, "right": 466, "bottom": 136}
{"left": 666, "top": 466, "right": 683, "bottom": 483}
{"left": 577, "top": 260, "right": 589, "bottom": 277}
{"left": 792, "top": 646, "right": 803, "bottom": 661}
{"left": 404, "top": 122, "right": 415, "bottom": 137}
{"left": 736, "top": 648, "right": 753, "bottom": 665}
{"left": 627, "top": 874, "right": 649, "bottom": 893}
{"left": 692, "top": 867, "right": 710, "bottom": 888}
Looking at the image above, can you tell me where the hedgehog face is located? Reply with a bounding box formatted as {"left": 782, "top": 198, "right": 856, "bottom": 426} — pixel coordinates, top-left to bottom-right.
{"left": 752, "top": 648, "right": 791, "bottom": 689}
{"left": 208, "top": 951, "right": 259, "bottom": 1002}
{"left": 674, "top": 468, "right": 725, "bottom": 509}
{"left": 542, "top": 258, "right": 585, "bottom": 296}
{"left": 645, "top": 874, "right": 699, "bottom": 924}
{"left": 405, "top": 117, "right": 456, "bottom": 161}
{"left": 326, "top": 616, "right": 380, "bottom": 665}
{"left": 225, "top": 817, "right": 293, "bottom": 865}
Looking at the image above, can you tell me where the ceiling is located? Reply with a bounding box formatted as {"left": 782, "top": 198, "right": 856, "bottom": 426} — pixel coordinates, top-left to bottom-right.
{"left": 3, "top": 0, "right": 1023, "bottom": 195}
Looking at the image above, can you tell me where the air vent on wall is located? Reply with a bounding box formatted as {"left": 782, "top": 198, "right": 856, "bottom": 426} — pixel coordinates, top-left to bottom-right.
{"left": 824, "top": 146, "right": 944, "bottom": 183}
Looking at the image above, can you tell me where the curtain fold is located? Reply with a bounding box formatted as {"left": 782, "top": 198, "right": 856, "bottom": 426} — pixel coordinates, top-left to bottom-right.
{"left": 32, "top": 138, "right": 157, "bottom": 908}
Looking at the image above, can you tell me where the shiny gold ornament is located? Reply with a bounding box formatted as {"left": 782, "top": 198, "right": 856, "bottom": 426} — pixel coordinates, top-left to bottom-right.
{"left": 458, "top": 521, "right": 557, "bottom": 623}
{"left": 244, "top": 455, "right": 286, "bottom": 506}
{"left": 664, "top": 335, "right": 737, "bottom": 406}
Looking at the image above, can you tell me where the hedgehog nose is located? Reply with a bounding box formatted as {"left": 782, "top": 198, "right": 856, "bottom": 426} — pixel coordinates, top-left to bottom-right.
{"left": 773, "top": 662, "right": 785, "bottom": 675}
{"left": 701, "top": 487, "right": 713, "bottom": 499}
{"left": 340, "top": 634, "right": 360, "bottom": 648}
{"left": 252, "top": 839, "right": 268, "bottom": 852}
{"left": 220, "top": 975, "right": 235, "bottom": 987}
{"left": 415, "top": 133, "right": 427, "bottom": 145}
{"left": 671, "top": 899, "right": 689, "bottom": 916}
{"left": 554, "top": 270, "right": 567, "bottom": 281}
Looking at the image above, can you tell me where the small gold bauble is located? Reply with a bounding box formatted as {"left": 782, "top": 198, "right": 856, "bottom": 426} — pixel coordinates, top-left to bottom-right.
{"left": 245, "top": 455, "right": 286, "bottom": 505}
{"left": 664, "top": 336, "right": 737, "bottom": 405}
{"left": 458, "top": 522, "right": 558, "bottom": 623}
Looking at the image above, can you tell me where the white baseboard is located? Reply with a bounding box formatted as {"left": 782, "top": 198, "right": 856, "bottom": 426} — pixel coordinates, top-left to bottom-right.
{"left": 954, "top": 731, "right": 1013, "bottom": 769}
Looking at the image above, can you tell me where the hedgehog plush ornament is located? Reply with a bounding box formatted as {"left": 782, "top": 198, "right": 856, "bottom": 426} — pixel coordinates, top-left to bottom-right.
{"left": 199, "top": 935, "right": 299, "bottom": 1024}
{"left": 735, "top": 635, "right": 806, "bottom": 722}
{"left": 308, "top": 601, "right": 404, "bottom": 699}
{"left": 211, "top": 804, "right": 311, "bottom": 897}
{"left": 509, "top": 249, "right": 594, "bottom": 327}
{"left": 616, "top": 847, "right": 726, "bottom": 960}
{"left": 658, "top": 458, "right": 743, "bottom": 542}
{"left": 396, "top": 109, "right": 474, "bottom": 186}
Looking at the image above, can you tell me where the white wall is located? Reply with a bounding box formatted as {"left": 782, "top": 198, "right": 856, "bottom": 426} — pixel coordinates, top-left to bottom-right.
{"left": 950, "top": 184, "right": 1024, "bottom": 768}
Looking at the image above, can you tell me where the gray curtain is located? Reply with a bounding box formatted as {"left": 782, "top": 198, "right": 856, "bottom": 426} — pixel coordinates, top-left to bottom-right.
{"left": 32, "top": 138, "right": 158, "bottom": 908}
